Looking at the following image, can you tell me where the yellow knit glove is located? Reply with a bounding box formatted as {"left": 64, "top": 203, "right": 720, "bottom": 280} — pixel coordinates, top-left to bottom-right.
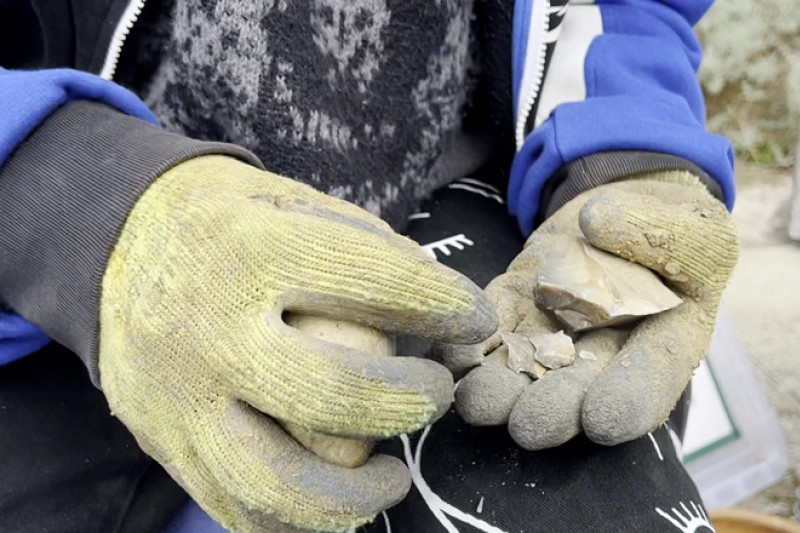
{"left": 98, "top": 156, "right": 496, "bottom": 532}
{"left": 443, "top": 171, "right": 738, "bottom": 449}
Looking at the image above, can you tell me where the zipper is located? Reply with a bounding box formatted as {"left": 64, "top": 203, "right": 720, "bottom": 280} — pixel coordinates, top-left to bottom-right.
{"left": 514, "top": 0, "right": 550, "bottom": 150}
{"left": 99, "top": 0, "right": 148, "bottom": 80}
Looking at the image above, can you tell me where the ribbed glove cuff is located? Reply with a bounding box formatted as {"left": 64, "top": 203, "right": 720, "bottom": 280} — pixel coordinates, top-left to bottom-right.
{"left": 0, "top": 100, "right": 263, "bottom": 385}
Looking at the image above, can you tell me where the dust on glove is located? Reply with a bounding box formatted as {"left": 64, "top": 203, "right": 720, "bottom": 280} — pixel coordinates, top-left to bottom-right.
{"left": 441, "top": 171, "right": 738, "bottom": 449}
{"left": 98, "top": 156, "right": 496, "bottom": 532}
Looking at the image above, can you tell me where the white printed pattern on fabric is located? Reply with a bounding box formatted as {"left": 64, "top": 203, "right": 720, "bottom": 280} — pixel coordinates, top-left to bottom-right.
{"left": 445, "top": 178, "right": 504, "bottom": 204}
{"left": 400, "top": 427, "right": 511, "bottom": 533}
{"left": 391, "top": 411, "right": 707, "bottom": 532}
{"left": 456, "top": 178, "right": 502, "bottom": 194}
{"left": 446, "top": 184, "right": 504, "bottom": 204}
{"left": 447, "top": 178, "right": 506, "bottom": 204}
{"left": 667, "top": 422, "right": 684, "bottom": 462}
{"left": 648, "top": 431, "right": 665, "bottom": 461}
{"left": 421, "top": 234, "right": 475, "bottom": 259}
{"left": 417, "top": 178, "right": 500, "bottom": 259}
{"left": 656, "top": 501, "right": 715, "bottom": 532}
{"left": 647, "top": 426, "right": 713, "bottom": 531}
{"left": 648, "top": 423, "right": 686, "bottom": 464}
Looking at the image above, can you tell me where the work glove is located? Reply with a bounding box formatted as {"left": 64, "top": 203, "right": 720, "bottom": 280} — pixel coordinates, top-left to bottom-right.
{"left": 441, "top": 171, "right": 738, "bottom": 449}
{"left": 98, "top": 156, "right": 496, "bottom": 532}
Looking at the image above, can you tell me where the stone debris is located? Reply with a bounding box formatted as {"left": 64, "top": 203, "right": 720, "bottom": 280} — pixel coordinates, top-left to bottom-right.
{"left": 529, "top": 331, "right": 575, "bottom": 369}
{"left": 496, "top": 238, "right": 682, "bottom": 383}
{"left": 535, "top": 237, "right": 682, "bottom": 331}
{"left": 528, "top": 361, "right": 549, "bottom": 379}
{"left": 502, "top": 332, "right": 536, "bottom": 375}
{"left": 502, "top": 331, "right": 574, "bottom": 378}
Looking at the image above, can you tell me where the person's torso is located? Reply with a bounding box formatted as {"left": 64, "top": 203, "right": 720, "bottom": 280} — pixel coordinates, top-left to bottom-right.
{"left": 114, "top": 0, "right": 516, "bottom": 229}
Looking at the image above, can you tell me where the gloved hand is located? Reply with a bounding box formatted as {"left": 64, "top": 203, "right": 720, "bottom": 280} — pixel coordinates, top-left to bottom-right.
{"left": 442, "top": 171, "right": 738, "bottom": 449}
{"left": 98, "top": 156, "right": 496, "bottom": 532}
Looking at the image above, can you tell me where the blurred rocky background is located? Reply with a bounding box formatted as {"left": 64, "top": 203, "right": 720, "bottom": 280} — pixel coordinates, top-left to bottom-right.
{"left": 696, "top": 0, "right": 800, "bottom": 521}
{"left": 698, "top": 0, "right": 800, "bottom": 166}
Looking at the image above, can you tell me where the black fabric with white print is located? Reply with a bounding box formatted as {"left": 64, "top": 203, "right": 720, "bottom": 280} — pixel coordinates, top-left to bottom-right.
{"left": 361, "top": 180, "right": 713, "bottom": 533}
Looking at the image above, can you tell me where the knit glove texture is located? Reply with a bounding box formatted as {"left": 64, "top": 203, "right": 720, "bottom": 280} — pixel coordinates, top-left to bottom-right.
{"left": 98, "top": 156, "right": 496, "bottom": 532}
{"left": 441, "top": 171, "right": 738, "bottom": 449}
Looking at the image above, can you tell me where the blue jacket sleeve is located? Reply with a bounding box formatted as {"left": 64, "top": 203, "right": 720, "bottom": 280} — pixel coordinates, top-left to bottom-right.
{"left": 0, "top": 68, "right": 157, "bottom": 365}
{"left": 508, "top": 0, "right": 735, "bottom": 236}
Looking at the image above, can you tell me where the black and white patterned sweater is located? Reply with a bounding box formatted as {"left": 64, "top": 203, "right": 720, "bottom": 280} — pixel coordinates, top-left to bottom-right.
{"left": 116, "top": 0, "right": 518, "bottom": 230}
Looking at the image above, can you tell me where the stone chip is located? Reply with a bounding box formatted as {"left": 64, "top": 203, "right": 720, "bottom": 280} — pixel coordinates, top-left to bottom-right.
{"left": 535, "top": 237, "right": 683, "bottom": 331}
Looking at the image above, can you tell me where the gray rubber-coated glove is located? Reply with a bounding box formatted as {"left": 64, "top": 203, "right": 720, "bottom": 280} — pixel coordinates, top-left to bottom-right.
{"left": 437, "top": 171, "right": 738, "bottom": 450}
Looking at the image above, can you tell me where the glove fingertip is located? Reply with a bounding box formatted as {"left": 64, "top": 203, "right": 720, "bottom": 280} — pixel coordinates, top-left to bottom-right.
{"left": 429, "top": 333, "right": 501, "bottom": 379}
{"left": 578, "top": 191, "right": 636, "bottom": 255}
{"left": 455, "top": 364, "right": 529, "bottom": 426}
{"left": 357, "top": 454, "right": 413, "bottom": 513}
{"left": 508, "top": 380, "right": 583, "bottom": 451}
{"left": 581, "top": 382, "right": 658, "bottom": 446}
{"left": 410, "top": 358, "right": 456, "bottom": 424}
{"left": 435, "top": 281, "right": 498, "bottom": 345}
